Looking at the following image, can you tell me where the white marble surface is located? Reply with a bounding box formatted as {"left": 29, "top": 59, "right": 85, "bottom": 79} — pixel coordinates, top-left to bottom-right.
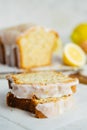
{"left": 60, "top": 119, "right": 87, "bottom": 130}
{"left": 0, "top": 73, "right": 87, "bottom": 130}
{"left": 0, "top": 0, "right": 87, "bottom": 129}
{"left": 0, "top": 116, "right": 26, "bottom": 130}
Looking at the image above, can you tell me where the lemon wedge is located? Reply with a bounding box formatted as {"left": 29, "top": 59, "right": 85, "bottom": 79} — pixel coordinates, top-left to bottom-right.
{"left": 63, "top": 43, "right": 86, "bottom": 67}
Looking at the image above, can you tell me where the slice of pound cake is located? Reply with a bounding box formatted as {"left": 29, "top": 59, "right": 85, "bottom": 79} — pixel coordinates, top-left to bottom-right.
{"left": 6, "top": 71, "right": 79, "bottom": 118}
{"left": 7, "top": 92, "right": 73, "bottom": 118}
{"left": 0, "top": 24, "right": 61, "bottom": 69}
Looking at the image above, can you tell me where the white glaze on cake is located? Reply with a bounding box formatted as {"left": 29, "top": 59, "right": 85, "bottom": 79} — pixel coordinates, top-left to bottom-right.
{"left": 0, "top": 24, "right": 35, "bottom": 67}
{"left": 9, "top": 78, "right": 78, "bottom": 99}
{"left": 36, "top": 96, "right": 73, "bottom": 118}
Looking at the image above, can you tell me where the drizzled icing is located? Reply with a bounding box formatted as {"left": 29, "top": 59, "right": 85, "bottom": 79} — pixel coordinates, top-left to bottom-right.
{"left": 0, "top": 24, "right": 35, "bottom": 67}
{"left": 2, "top": 43, "right": 19, "bottom": 66}
{"left": 9, "top": 77, "right": 78, "bottom": 99}
{"left": 36, "top": 96, "right": 73, "bottom": 118}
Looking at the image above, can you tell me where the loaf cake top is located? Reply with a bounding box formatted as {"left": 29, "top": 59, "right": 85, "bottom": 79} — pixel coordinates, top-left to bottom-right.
{"left": 0, "top": 24, "right": 58, "bottom": 45}
{"left": 0, "top": 23, "right": 36, "bottom": 45}
{"left": 7, "top": 71, "right": 78, "bottom": 86}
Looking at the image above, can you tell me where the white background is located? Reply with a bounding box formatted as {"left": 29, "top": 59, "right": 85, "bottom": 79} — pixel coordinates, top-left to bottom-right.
{"left": 0, "top": 0, "right": 87, "bottom": 42}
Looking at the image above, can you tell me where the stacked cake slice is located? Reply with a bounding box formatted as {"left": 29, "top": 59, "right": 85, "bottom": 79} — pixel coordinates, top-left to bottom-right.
{"left": 6, "top": 71, "right": 78, "bottom": 118}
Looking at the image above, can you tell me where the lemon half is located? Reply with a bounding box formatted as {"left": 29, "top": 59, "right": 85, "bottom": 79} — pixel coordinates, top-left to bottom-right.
{"left": 63, "top": 43, "right": 86, "bottom": 67}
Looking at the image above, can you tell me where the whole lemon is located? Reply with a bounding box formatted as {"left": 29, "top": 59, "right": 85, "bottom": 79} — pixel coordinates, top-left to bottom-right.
{"left": 71, "top": 23, "right": 87, "bottom": 53}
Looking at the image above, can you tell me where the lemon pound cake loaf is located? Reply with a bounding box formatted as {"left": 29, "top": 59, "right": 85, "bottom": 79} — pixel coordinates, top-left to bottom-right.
{"left": 0, "top": 24, "right": 60, "bottom": 69}
{"left": 6, "top": 71, "right": 78, "bottom": 118}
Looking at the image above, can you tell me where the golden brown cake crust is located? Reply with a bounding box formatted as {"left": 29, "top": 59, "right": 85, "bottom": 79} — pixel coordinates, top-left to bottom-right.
{"left": 35, "top": 109, "right": 47, "bottom": 118}
{"left": 6, "top": 92, "right": 58, "bottom": 115}
{"left": 70, "top": 72, "right": 87, "bottom": 84}
{"left": 7, "top": 92, "right": 37, "bottom": 113}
